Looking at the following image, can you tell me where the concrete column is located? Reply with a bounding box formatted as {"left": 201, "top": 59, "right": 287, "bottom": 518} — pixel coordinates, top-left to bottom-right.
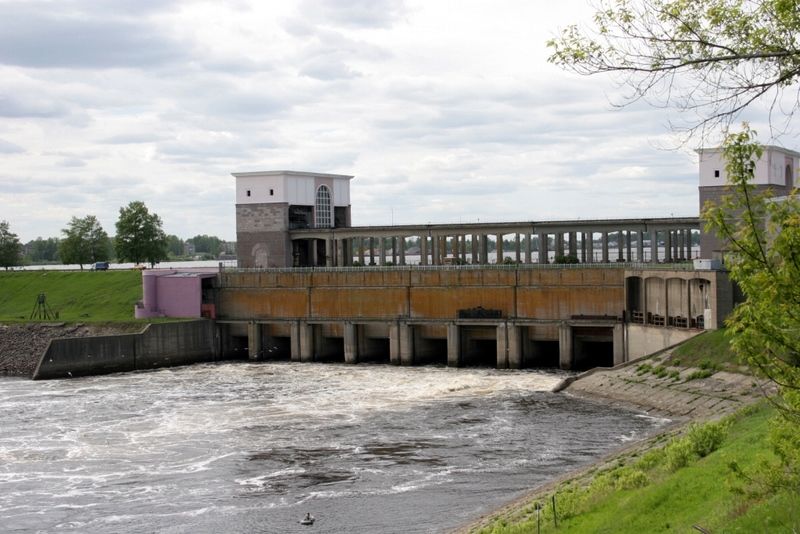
{"left": 247, "top": 322, "right": 262, "bottom": 361}
{"left": 636, "top": 230, "right": 644, "bottom": 262}
{"left": 613, "top": 323, "right": 625, "bottom": 366}
{"left": 481, "top": 235, "right": 489, "bottom": 264}
{"left": 524, "top": 234, "right": 532, "bottom": 264}
{"left": 344, "top": 322, "right": 358, "bottom": 364}
{"left": 378, "top": 237, "right": 386, "bottom": 266}
{"left": 369, "top": 237, "right": 375, "bottom": 265}
{"left": 498, "top": 322, "right": 522, "bottom": 369}
{"left": 336, "top": 239, "right": 345, "bottom": 267}
{"left": 617, "top": 230, "right": 624, "bottom": 262}
{"left": 389, "top": 323, "right": 400, "bottom": 365}
{"left": 568, "top": 232, "right": 577, "bottom": 258}
{"left": 358, "top": 237, "right": 365, "bottom": 265}
{"left": 290, "top": 322, "right": 302, "bottom": 362}
{"left": 664, "top": 230, "right": 673, "bottom": 262}
{"left": 447, "top": 323, "right": 460, "bottom": 367}
{"left": 558, "top": 322, "right": 573, "bottom": 370}
{"left": 601, "top": 232, "right": 609, "bottom": 263}
{"left": 515, "top": 234, "right": 522, "bottom": 263}
{"left": 420, "top": 236, "right": 428, "bottom": 265}
{"left": 390, "top": 237, "right": 397, "bottom": 264}
{"left": 301, "top": 322, "right": 314, "bottom": 362}
{"left": 460, "top": 235, "right": 467, "bottom": 263}
{"left": 626, "top": 231, "right": 632, "bottom": 261}
{"left": 555, "top": 232, "right": 564, "bottom": 259}
{"left": 686, "top": 229, "right": 692, "bottom": 259}
{"left": 394, "top": 322, "right": 413, "bottom": 365}
{"left": 538, "top": 233, "right": 548, "bottom": 264}
{"left": 431, "top": 236, "right": 439, "bottom": 265}
{"left": 495, "top": 234, "right": 503, "bottom": 263}
{"left": 496, "top": 323, "right": 509, "bottom": 369}
{"left": 585, "top": 232, "right": 593, "bottom": 263}
{"left": 325, "top": 238, "right": 333, "bottom": 267}
{"left": 650, "top": 230, "right": 658, "bottom": 263}
{"left": 399, "top": 237, "right": 406, "bottom": 265}
{"left": 470, "top": 235, "right": 477, "bottom": 263}
{"left": 310, "top": 239, "right": 318, "bottom": 266}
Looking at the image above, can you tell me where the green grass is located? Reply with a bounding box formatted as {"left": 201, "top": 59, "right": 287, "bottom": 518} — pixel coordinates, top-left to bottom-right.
{"left": 478, "top": 403, "right": 799, "bottom": 533}
{"left": 0, "top": 270, "right": 143, "bottom": 322}
{"left": 666, "top": 329, "right": 746, "bottom": 373}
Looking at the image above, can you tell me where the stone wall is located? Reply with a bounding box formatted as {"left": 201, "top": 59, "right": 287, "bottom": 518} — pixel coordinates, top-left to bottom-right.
{"left": 235, "top": 203, "right": 291, "bottom": 268}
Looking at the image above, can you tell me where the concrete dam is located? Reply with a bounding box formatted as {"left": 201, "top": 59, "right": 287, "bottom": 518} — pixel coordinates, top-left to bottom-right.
{"left": 215, "top": 263, "right": 731, "bottom": 371}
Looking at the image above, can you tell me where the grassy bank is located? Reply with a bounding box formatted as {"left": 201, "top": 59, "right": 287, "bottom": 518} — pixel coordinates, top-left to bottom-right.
{"left": 0, "top": 270, "right": 143, "bottom": 322}
{"left": 475, "top": 404, "right": 797, "bottom": 534}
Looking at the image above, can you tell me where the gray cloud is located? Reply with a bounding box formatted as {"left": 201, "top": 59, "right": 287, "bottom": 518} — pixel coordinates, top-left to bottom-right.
{"left": 0, "top": 138, "right": 25, "bottom": 153}
{"left": 0, "top": 3, "right": 188, "bottom": 69}
{"left": 0, "top": 94, "right": 70, "bottom": 118}
{"left": 298, "top": 0, "right": 407, "bottom": 29}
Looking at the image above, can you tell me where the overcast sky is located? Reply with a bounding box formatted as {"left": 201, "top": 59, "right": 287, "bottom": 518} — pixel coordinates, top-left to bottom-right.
{"left": 0, "top": 0, "right": 792, "bottom": 242}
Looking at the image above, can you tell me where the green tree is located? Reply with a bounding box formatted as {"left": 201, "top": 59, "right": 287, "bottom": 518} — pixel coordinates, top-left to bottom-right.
{"left": 188, "top": 234, "right": 222, "bottom": 257}
{"left": 58, "top": 215, "right": 110, "bottom": 270}
{"left": 704, "top": 125, "right": 800, "bottom": 490}
{"left": 0, "top": 220, "right": 22, "bottom": 270}
{"left": 547, "top": 0, "right": 800, "bottom": 134}
{"left": 165, "top": 234, "right": 184, "bottom": 258}
{"left": 26, "top": 237, "right": 60, "bottom": 264}
{"left": 114, "top": 201, "right": 168, "bottom": 267}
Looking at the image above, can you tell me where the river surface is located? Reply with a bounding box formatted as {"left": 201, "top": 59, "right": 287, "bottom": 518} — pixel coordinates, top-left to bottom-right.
{"left": 0, "top": 363, "right": 667, "bottom": 533}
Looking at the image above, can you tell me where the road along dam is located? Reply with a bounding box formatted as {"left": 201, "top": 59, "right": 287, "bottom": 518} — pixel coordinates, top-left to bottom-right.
{"left": 215, "top": 263, "right": 732, "bottom": 371}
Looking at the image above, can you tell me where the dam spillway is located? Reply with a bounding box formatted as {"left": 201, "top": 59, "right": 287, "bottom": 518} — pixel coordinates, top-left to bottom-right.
{"left": 214, "top": 263, "right": 730, "bottom": 371}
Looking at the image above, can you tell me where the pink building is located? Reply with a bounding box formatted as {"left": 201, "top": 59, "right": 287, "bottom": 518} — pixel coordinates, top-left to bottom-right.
{"left": 134, "top": 269, "right": 218, "bottom": 319}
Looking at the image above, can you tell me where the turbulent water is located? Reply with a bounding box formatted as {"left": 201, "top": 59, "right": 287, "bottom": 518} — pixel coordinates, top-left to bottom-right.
{"left": 0, "top": 363, "right": 667, "bottom": 533}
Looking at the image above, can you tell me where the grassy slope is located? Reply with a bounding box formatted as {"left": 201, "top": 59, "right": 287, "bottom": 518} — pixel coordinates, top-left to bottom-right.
{"left": 666, "top": 328, "right": 749, "bottom": 373}
{"left": 480, "top": 404, "right": 798, "bottom": 534}
{"left": 0, "top": 270, "right": 143, "bottom": 322}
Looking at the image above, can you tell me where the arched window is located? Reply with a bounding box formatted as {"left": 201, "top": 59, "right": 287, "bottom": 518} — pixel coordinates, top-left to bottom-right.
{"left": 315, "top": 185, "right": 332, "bottom": 228}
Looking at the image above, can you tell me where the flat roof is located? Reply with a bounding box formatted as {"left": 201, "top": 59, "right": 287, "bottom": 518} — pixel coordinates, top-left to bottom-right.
{"left": 696, "top": 145, "right": 800, "bottom": 158}
{"left": 231, "top": 170, "right": 354, "bottom": 180}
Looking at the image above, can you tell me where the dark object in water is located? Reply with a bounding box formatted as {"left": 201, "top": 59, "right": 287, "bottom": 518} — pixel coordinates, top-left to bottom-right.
{"left": 300, "top": 513, "right": 315, "bottom": 526}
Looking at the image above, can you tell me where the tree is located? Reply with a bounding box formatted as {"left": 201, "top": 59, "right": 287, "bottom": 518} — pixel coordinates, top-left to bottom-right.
{"left": 704, "top": 125, "right": 800, "bottom": 489}
{"left": 547, "top": 0, "right": 800, "bottom": 136}
{"left": 187, "top": 234, "right": 222, "bottom": 257}
{"left": 26, "top": 237, "right": 60, "bottom": 264}
{"left": 58, "top": 216, "right": 110, "bottom": 270}
{"left": 165, "top": 234, "right": 184, "bottom": 258}
{"left": 114, "top": 201, "right": 168, "bottom": 267}
{"left": 0, "top": 220, "right": 22, "bottom": 270}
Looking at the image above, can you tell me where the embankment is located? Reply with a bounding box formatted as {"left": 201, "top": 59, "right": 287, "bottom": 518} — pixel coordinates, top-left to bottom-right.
{"left": 32, "top": 320, "right": 220, "bottom": 379}
{"left": 0, "top": 323, "right": 142, "bottom": 378}
{"left": 559, "top": 347, "right": 770, "bottom": 420}
{"left": 453, "top": 345, "right": 773, "bottom": 534}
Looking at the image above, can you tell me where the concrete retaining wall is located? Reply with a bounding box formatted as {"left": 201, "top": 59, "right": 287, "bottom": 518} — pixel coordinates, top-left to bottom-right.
{"left": 625, "top": 323, "right": 700, "bottom": 361}
{"left": 33, "top": 320, "right": 220, "bottom": 380}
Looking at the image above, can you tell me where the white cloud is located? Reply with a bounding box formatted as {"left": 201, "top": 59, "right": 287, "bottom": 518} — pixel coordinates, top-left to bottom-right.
{"left": 0, "top": 0, "right": 787, "bottom": 244}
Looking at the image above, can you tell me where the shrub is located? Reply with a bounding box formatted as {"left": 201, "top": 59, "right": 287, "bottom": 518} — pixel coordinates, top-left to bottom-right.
{"left": 668, "top": 369, "right": 681, "bottom": 380}
{"left": 615, "top": 467, "right": 649, "bottom": 490}
{"left": 687, "top": 420, "right": 728, "bottom": 457}
{"left": 665, "top": 438, "right": 694, "bottom": 471}
{"left": 687, "top": 369, "right": 715, "bottom": 381}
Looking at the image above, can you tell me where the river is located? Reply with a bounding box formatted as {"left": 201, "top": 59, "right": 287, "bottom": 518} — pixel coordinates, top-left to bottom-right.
{"left": 0, "top": 363, "right": 667, "bottom": 533}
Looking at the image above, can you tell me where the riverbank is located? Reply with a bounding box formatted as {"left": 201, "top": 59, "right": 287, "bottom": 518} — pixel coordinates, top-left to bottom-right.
{"left": 454, "top": 332, "right": 785, "bottom": 533}
{"left": 0, "top": 323, "right": 145, "bottom": 377}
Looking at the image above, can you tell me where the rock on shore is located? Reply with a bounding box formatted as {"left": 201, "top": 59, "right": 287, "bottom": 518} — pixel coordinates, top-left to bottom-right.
{"left": 0, "top": 323, "right": 142, "bottom": 378}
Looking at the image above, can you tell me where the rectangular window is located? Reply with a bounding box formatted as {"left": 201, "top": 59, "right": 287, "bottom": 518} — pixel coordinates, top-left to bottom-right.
{"left": 246, "top": 190, "right": 251, "bottom": 197}
{"left": 714, "top": 170, "right": 720, "bottom": 178}
{"left": 270, "top": 189, "right": 274, "bottom": 196}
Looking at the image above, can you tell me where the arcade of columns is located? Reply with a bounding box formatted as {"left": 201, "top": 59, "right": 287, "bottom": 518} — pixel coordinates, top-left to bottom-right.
{"left": 291, "top": 219, "right": 700, "bottom": 268}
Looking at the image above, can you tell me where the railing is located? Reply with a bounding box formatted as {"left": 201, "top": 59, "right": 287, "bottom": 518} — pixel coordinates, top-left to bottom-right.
{"left": 220, "top": 261, "right": 698, "bottom": 275}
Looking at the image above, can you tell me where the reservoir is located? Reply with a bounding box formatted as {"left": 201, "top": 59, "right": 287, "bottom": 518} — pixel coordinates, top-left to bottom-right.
{"left": 0, "top": 363, "right": 666, "bottom": 533}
